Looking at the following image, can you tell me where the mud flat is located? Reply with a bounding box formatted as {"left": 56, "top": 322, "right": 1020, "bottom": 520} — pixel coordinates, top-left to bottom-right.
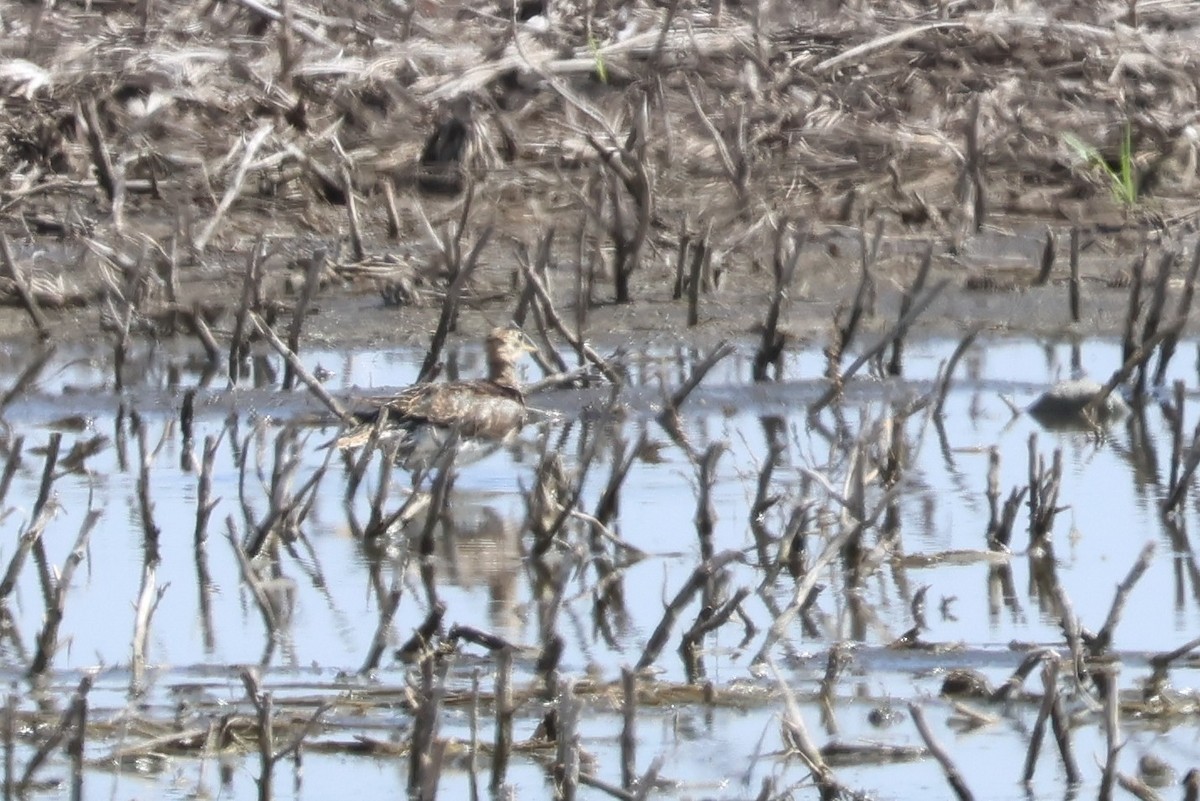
{"left": 0, "top": 0, "right": 1196, "bottom": 349}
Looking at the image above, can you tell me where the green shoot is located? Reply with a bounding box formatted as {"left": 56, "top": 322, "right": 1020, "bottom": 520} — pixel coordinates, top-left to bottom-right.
{"left": 588, "top": 35, "right": 608, "bottom": 84}
{"left": 1062, "top": 123, "right": 1138, "bottom": 207}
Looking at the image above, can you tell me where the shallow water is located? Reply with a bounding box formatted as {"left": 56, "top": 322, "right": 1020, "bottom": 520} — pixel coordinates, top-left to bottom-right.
{"left": 2, "top": 334, "right": 1200, "bottom": 799}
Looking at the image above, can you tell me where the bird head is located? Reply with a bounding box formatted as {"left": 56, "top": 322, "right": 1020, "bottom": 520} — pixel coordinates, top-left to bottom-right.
{"left": 486, "top": 327, "right": 537, "bottom": 373}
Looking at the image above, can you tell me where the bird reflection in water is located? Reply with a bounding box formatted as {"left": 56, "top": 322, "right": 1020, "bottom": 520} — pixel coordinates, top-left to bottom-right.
{"left": 433, "top": 497, "right": 523, "bottom": 636}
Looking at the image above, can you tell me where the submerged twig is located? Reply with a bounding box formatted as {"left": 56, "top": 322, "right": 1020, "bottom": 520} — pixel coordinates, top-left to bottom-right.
{"left": 250, "top": 312, "right": 348, "bottom": 420}
{"left": 909, "top": 703, "right": 972, "bottom": 801}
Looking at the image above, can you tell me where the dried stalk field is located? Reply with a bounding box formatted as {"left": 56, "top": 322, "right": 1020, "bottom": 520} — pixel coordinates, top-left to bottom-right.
{"left": 0, "top": 1, "right": 1197, "bottom": 800}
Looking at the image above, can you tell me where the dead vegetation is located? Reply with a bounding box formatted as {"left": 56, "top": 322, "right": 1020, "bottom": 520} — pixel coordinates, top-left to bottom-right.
{"left": 0, "top": 0, "right": 1195, "bottom": 346}
{"left": 0, "top": 0, "right": 1200, "bottom": 799}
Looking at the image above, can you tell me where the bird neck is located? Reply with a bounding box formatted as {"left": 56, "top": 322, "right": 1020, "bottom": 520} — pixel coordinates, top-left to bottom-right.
{"left": 488, "top": 359, "right": 519, "bottom": 389}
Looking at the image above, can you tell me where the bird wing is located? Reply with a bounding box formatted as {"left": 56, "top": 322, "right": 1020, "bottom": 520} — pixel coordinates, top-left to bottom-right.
{"left": 337, "top": 381, "right": 527, "bottom": 453}
{"left": 371, "top": 381, "right": 526, "bottom": 437}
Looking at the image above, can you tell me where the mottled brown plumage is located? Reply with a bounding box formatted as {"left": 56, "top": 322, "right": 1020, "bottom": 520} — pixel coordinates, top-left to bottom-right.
{"left": 336, "top": 328, "right": 535, "bottom": 469}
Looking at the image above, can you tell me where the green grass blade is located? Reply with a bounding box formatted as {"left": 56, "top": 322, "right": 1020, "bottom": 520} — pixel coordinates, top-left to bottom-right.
{"left": 588, "top": 35, "right": 608, "bottom": 84}
{"left": 1062, "top": 127, "right": 1138, "bottom": 207}
{"left": 1062, "top": 132, "right": 1100, "bottom": 165}
{"left": 1118, "top": 123, "right": 1136, "bottom": 206}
